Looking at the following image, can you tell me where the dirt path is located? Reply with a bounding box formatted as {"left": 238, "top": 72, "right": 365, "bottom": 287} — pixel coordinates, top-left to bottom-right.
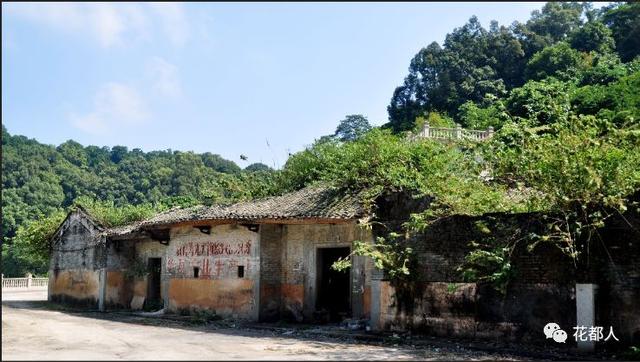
{"left": 2, "top": 290, "right": 527, "bottom": 360}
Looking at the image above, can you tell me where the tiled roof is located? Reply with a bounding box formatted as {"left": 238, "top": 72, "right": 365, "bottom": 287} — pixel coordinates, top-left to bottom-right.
{"left": 106, "top": 221, "right": 146, "bottom": 237}
{"left": 138, "top": 186, "right": 364, "bottom": 228}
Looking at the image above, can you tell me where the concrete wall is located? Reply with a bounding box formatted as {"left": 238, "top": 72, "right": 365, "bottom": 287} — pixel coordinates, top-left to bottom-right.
{"left": 49, "top": 211, "right": 106, "bottom": 308}
{"left": 259, "top": 222, "right": 374, "bottom": 322}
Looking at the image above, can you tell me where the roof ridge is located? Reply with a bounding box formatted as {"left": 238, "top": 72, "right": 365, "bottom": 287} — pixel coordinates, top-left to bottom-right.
{"left": 133, "top": 184, "right": 363, "bottom": 229}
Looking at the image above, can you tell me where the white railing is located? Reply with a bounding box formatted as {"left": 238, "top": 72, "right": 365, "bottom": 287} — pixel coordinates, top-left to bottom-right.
{"left": 31, "top": 278, "right": 49, "bottom": 287}
{"left": 2, "top": 274, "right": 48, "bottom": 289}
{"left": 411, "top": 123, "right": 494, "bottom": 142}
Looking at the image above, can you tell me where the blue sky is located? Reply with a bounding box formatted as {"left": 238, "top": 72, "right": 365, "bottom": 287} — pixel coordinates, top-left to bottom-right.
{"left": 3, "top": 2, "right": 553, "bottom": 169}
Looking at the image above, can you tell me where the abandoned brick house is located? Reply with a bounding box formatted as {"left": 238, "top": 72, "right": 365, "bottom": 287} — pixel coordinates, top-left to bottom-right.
{"left": 49, "top": 186, "right": 640, "bottom": 347}
{"left": 49, "top": 186, "right": 373, "bottom": 322}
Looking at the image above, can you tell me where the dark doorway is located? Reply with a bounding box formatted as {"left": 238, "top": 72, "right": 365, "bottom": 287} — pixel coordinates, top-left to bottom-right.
{"left": 146, "top": 258, "right": 162, "bottom": 309}
{"left": 316, "top": 247, "right": 351, "bottom": 322}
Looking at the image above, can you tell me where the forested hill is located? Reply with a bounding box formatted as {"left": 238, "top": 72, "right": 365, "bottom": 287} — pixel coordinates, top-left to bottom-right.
{"left": 1, "top": 126, "right": 274, "bottom": 241}
{"left": 386, "top": 2, "right": 640, "bottom": 132}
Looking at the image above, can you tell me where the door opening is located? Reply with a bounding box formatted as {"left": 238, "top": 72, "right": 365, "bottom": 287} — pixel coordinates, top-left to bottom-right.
{"left": 146, "top": 258, "right": 162, "bottom": 309}
{"left": 316, "top": 247, "right": 351, "bottom": 322}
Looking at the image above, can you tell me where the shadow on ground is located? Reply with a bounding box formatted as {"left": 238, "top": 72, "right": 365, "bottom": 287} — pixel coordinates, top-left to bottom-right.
{"left": 3, "top": 299, "right": 618, "bottom": 361}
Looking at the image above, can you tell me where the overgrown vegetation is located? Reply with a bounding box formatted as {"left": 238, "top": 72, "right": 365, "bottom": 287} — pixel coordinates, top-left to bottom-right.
{"left": 326, "top": 2, "right": 640, "bottom": 290}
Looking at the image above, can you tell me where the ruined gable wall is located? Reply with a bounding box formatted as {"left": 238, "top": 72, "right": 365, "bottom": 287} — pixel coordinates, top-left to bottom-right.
{"left": 48, "top": 212, "right": 105, "bottom": 308}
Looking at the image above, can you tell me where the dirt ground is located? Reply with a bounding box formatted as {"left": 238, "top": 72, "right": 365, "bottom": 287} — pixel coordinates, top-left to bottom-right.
{"left": 0, "top": 289, "right": 585, "bottom": 361}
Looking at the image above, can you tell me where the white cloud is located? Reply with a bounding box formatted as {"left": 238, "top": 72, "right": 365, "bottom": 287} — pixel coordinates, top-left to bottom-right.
{"left": 5, "top": 2, "right": 187, "bottom": 48}
{"left": 96, "top": 82, "right": 148, "bottom": 121}
{"left": 148, "top": 57, "right": 182, "bottom": 98}
{"left": 91, "top": 4, "right": 126, "bottom": 47}
{"left": 70, "top": 82, "right": 149, "bottom": 135}
{"left": 70, "top": 113, "right": 108, "bottom": 135}
{"left": 148, "top": 2, "right": 190, "bottom": 46}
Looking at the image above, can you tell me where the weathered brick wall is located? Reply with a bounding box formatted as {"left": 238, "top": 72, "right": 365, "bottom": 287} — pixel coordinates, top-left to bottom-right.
{"left": 259, "top": 224, "right": 284, "bottom": 321}
{"left": 590, "top": 211, "right": 640, "bottom": 346}
{"left": 374, "top": 213, "right": 579, "bottom": 342}
{"left": 409, "top": 214, "right": 577, "bottom": 284}
{"left": 98, "top": 221, "right": 375, "bottom": 322}
{"left": 104, "top": 270, "right": 131, "bottom": 309}
{"left": 372, "top": 191, "right": 640, "bottom": 346}
{"left": 50, "top": 212, "right": 106, "bottom": 271}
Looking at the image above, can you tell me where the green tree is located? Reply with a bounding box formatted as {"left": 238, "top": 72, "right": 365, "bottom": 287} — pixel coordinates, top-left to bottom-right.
{"left": 571, "top": 70, "right": 640, "bottom": 126}
{"left": 201, "top": 152, "right": 242, "bottom": 173}
{"left": 486, "top": 20, "right": 527, "bottom": 88}
{"left": 11, "top": 210, "right": 67, "bottom": 273}
{"left": 1, "top": 127, "right": 243, "bottom": 250}
{"left": 244, "top": 163, "right": 273, "bottom": 172}
{"left": 457, "top": 96, "right": 509, "bottom": 130}
{"left": 387, "top": 42, "right": 448, "bottom": 133}
{"left": 525, "top": 2, "right": 585, "bottom": 45}
{"left": 333, "top": 115, "right": 372, "bottom": 141}
{"left": 110, "top": 145, "right": 129, "bottom": 163}
{"left": 506, "top": 78, "right": 572, "bottom": 125}
{"left": 578, "top": 52, "right": 628, "bottom": 86}
{"left": 601, "top": 2, "right": 640, "bottom": 62}
{"left": 387, "top": 17, "right": 512, "bottom": 132}
{"left": 525, "top": 42, "right": 584, "bottom": 81}
{"left": 569, "top": 21, "right": 615, "bottom": 53}
{"left": 57, "top": 140, "right": 89, "bottom": 168}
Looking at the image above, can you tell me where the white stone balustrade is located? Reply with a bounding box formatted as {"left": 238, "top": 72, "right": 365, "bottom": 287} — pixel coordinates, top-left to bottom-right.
{"left": 411, "top": 122, "right": 494, "bottom": 142}
{"left": 1, "top": 273, "right": 48, "bottom": 289}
